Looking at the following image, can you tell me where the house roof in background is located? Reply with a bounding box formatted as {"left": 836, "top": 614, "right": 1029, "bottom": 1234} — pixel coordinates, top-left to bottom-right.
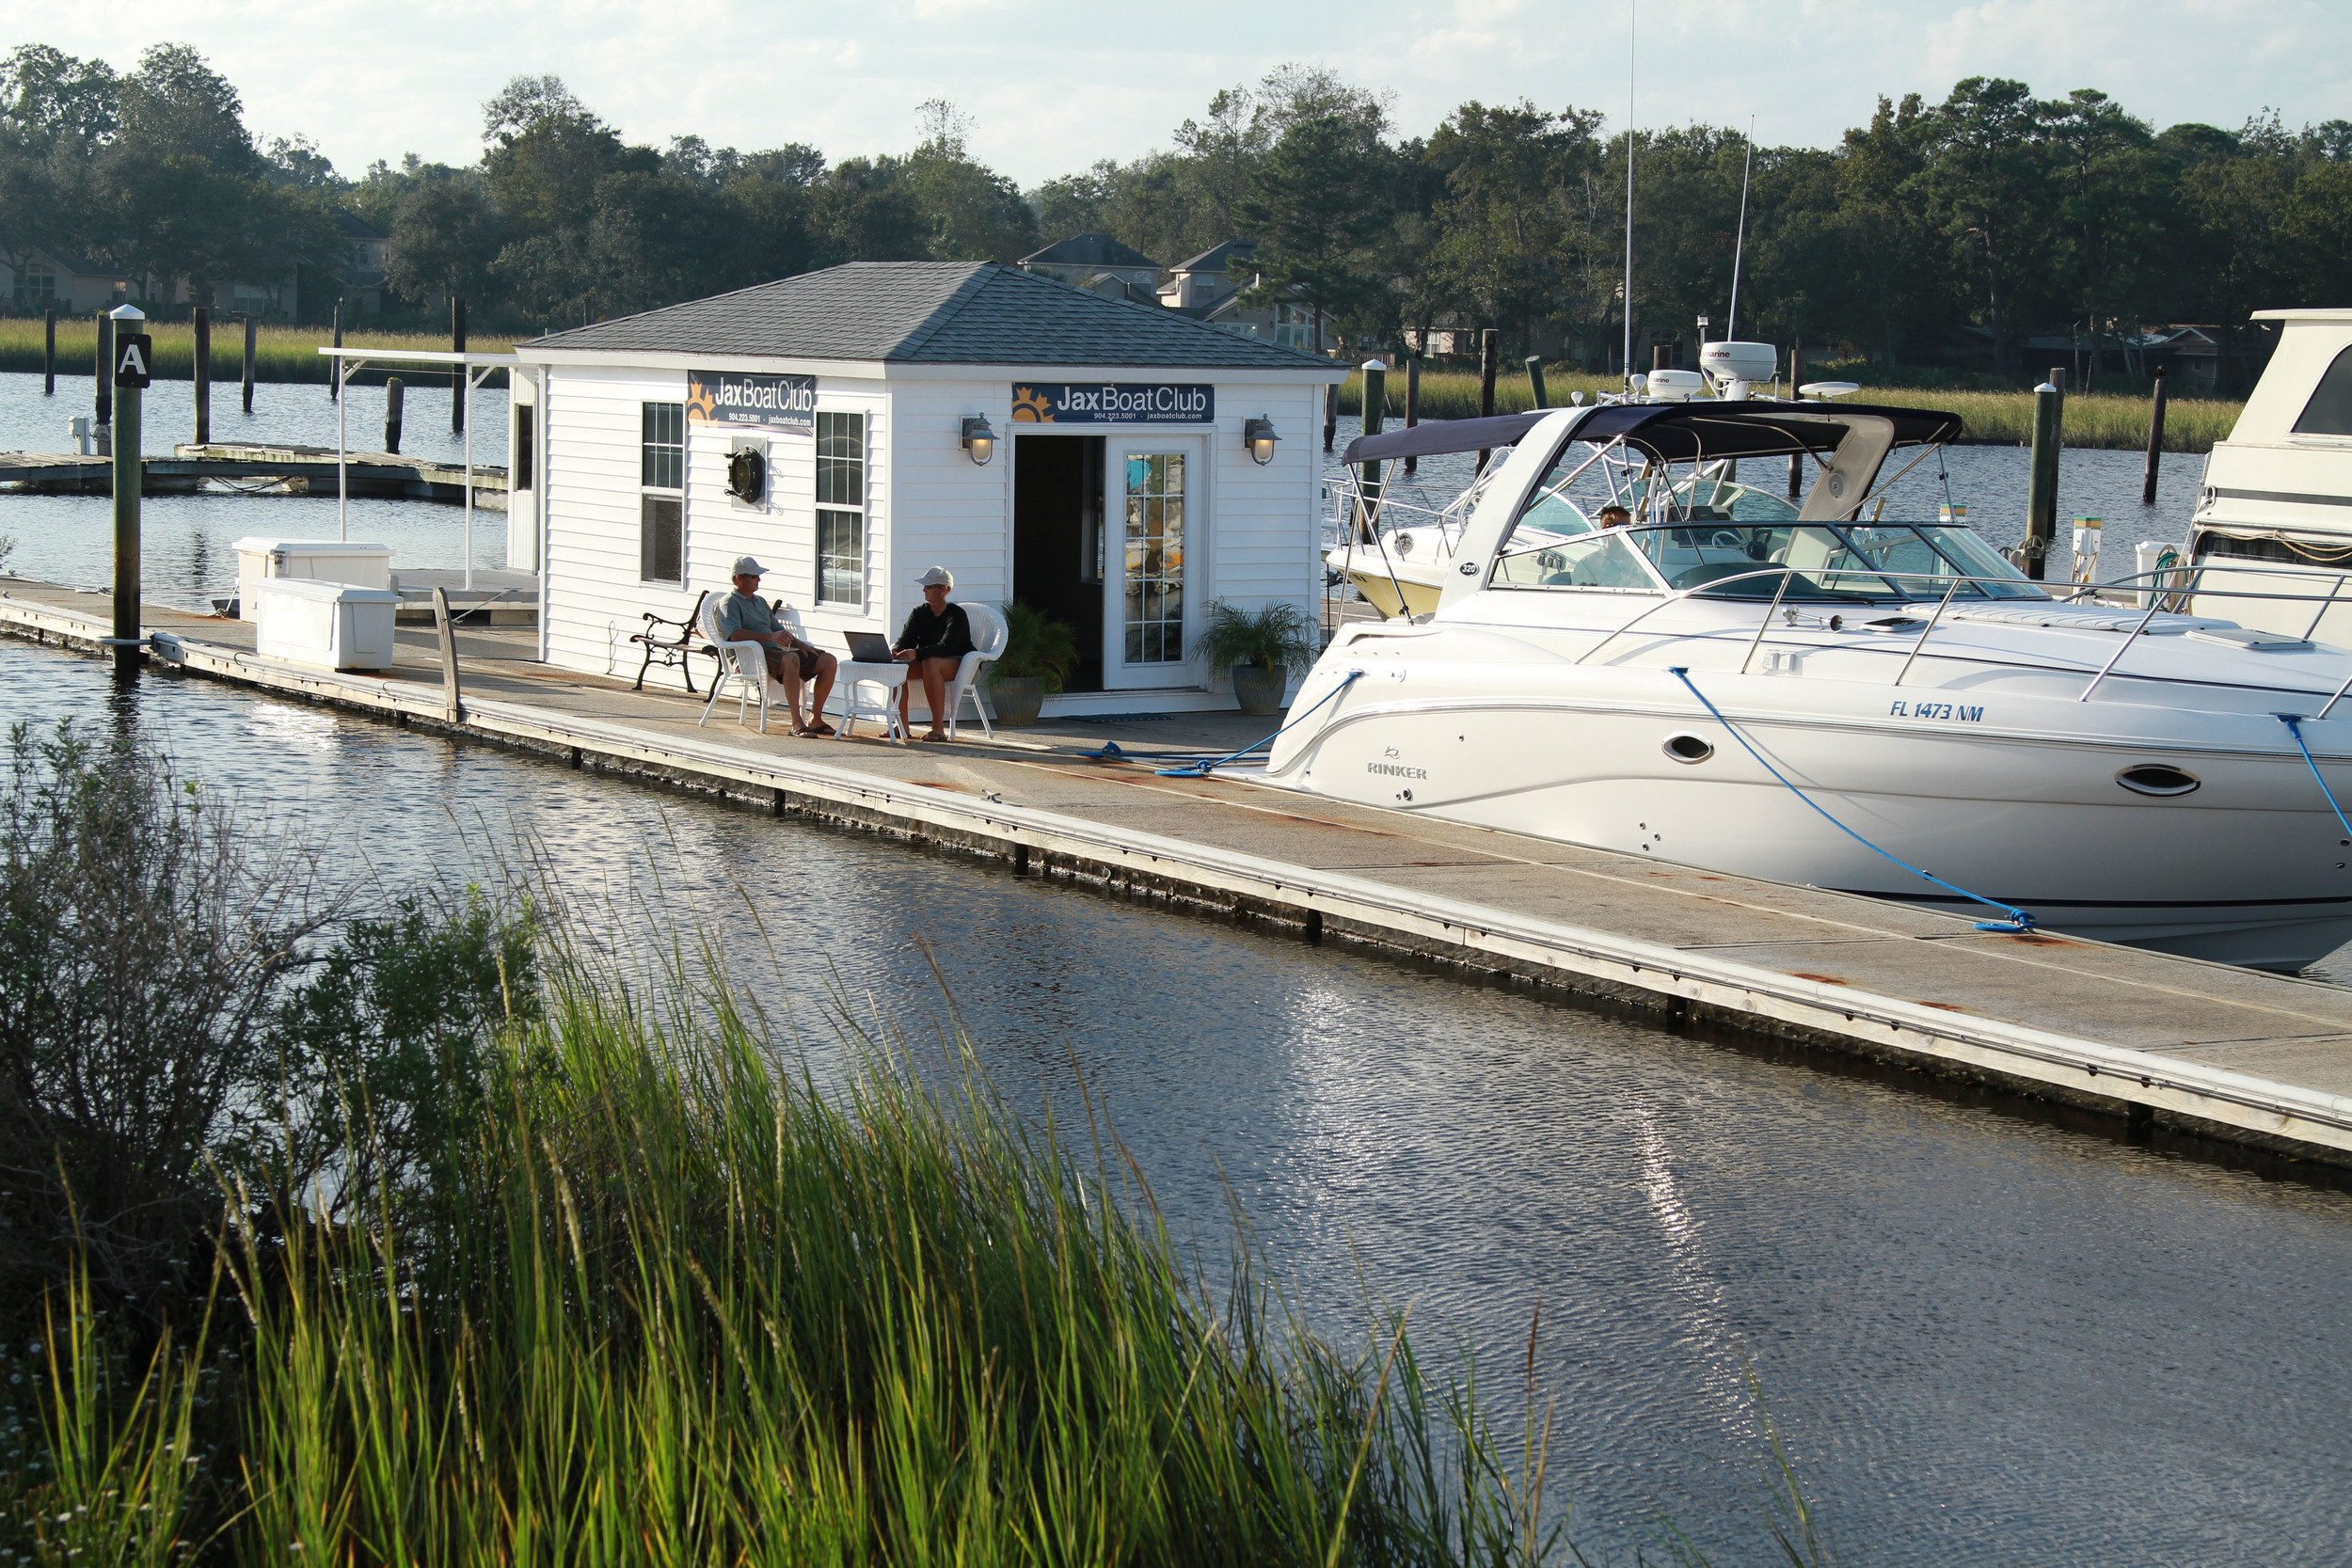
{"left": 1170, "top": 239, "right": 1255, "bottom": 274}
{"left": 334, "top": 210, "right": 389, "bottom": 240}
{"left": 1019, "top": 233, "right": 1161, "bottom": 271}
{"left": 521, "top": 261, "right": 1338, "bottom": 370}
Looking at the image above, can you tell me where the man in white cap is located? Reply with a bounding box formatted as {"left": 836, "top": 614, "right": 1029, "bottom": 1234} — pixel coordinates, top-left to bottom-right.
{"left": 893, "top": 565, "right": 975, "bottom": 741}
{"left": 718, "top": 557, "right": 837, "bottom": 735}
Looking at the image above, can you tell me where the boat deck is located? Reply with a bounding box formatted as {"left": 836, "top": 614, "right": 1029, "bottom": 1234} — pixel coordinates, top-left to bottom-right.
{"left": 8, "top": 574, "right": 2352, "bottom": 1169}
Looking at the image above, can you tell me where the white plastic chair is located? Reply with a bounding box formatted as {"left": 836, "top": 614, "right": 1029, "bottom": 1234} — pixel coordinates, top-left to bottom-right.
{"left": 943, "top": 602, "right": 1009, "bottom": 739}
{"left": 696, "top": 593, "right": 795, "bottom": 734}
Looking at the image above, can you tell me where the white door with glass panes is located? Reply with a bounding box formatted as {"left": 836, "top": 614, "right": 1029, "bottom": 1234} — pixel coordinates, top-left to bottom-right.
{"left": 1105, "top": 438, "right": 1201, "bottom": 689}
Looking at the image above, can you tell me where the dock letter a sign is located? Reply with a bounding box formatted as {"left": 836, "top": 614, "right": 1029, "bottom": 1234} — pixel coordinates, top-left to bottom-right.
{"left": 113, "top": 332, "right": 152, "bottom": 388}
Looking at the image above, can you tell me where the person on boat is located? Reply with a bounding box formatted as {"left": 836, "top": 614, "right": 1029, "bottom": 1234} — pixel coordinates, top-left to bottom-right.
{"left": 1597, "top": 503, "right": 1633, "bottom": 529}
{"left": 718, "top": 556, "right": 838, "bottom": 736}
{"left": 895, "top": 566, "right": 976, "bottom": 742}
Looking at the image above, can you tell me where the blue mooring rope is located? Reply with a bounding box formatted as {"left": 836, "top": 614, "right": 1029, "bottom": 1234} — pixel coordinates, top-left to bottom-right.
{"left": 2277, "top": 714, "right": 2352, "bottom": 840}
{"left": 1147, "top": 670, "right": 1366, "bottom": 778}
{"left": 1668, "top": 667, "right": 2038, "bottom": 933}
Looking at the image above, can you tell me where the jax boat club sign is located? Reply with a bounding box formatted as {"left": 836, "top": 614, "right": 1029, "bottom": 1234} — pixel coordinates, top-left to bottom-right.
{"left": 1011, "top": 383, "right": 1214, "bottom": 424}
{"left": 688, "top": 371, "right": 817, "bottom": 434}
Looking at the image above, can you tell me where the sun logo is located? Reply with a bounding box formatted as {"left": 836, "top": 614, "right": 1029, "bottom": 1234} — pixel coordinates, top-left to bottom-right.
{"left": 685, "top": 380, "right": 718, "bottom": 425}
{"left": 1010, "top": 387, "right": 1055, "bottom": 423}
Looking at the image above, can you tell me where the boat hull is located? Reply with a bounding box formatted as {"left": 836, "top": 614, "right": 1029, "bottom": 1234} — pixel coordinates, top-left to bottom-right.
{"left": 1267, "top": 681, "right": 2352, "bottom": 971}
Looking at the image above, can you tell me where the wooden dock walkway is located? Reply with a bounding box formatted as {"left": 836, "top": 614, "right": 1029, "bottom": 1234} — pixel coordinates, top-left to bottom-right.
{"left": 8, "top": 576, "right": 2352, "bottom": 1171}
{"left": 0, "top": 444, "right": 507, "bottom": 505}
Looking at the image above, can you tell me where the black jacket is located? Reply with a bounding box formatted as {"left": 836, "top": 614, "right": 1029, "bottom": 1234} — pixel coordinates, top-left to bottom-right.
{"left": 895, "top": 602, "right": 976, "bottom": 663}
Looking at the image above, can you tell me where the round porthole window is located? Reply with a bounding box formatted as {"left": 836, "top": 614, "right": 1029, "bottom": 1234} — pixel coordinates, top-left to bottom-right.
{"left": 2116, "top": 764, "right": 2200, "bottom": 797}
{"left": 726, "top": 447, "right": 767, "bottom": 503}
{"left": 1662, "top": 733, "right": 1715, "bottom": 764}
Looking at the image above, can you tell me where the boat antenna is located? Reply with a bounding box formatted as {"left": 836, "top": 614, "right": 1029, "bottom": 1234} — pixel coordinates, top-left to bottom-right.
{"left": 1622, "top": 0, "right": 1636, "bottom": 392}
{"left": 1726, "top": 117, "right": 1754, "bottom": 341}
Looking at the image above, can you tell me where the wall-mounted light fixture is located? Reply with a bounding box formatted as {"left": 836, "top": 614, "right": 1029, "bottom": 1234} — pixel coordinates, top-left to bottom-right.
{"left": 961, "top": 415, "right": 996, "bottom": 466}
{"left": 1244, "top": 416, "right": 1279, "bottom": 466}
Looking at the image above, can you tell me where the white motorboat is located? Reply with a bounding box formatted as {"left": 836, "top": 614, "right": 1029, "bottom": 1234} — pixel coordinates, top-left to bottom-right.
{"left": 1265, "top": 401, "right": 2352, "bottom": 972}
{"left": 2180, "top": 309, "right": 2352, "bottom": 644}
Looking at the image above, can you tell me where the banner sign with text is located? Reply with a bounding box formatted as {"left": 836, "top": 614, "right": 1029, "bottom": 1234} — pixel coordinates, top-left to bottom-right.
{"left": 687, "top": 371, "right": 816, "bottom": 434}
{"left": 1010, "top": 383, "right": 1214, "bottom": 424}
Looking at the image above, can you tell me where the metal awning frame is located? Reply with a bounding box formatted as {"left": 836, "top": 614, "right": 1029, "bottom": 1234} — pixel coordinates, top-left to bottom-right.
{"left": 318, "top": 347, "right": 526, "bottom": 593}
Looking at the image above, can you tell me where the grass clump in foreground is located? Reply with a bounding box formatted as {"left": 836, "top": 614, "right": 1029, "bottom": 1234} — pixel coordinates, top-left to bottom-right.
{"left": 0, "top": 721, "right": 1563, "bottom": 1566}
{"left": 1335, "top": 368, "right": 2241, "bottom": 452}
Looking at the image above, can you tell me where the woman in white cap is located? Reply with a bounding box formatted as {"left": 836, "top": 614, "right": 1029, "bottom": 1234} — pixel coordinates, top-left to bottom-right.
{"left": 893, "top": 566, "right": 975, "bottom": 741}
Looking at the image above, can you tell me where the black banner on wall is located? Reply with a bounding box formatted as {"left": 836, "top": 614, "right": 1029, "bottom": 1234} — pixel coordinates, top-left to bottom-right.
{"left": 688, "top": 371, "right": 816, "bottom": 434}
{"left": 1010, "top": 383, "right": 1214, "bottom": 424}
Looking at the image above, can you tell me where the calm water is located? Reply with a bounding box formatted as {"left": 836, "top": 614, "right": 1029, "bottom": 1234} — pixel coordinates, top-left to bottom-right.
{"left": 4, "top": 637, "right": 2349, "bottom": 1567}
{"left": 0, "top": 371, "right": 510, "bottom": 610}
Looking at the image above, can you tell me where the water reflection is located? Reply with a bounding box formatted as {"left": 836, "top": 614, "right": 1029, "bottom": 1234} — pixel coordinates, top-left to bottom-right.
{"left": 5, "top": 639, "right": 2352, "bottom": 1565}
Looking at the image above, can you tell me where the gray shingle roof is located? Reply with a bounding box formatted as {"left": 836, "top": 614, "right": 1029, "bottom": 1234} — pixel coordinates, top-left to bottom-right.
{"left": 1020, "top": 233, "right": 1160, "bottom": 270}
{"left": 520, "top": 262, "right": 1337, "bottom": 371}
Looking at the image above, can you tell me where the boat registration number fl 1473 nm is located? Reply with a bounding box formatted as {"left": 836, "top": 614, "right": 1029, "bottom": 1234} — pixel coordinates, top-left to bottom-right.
{"left": 1888, "top": 700, "right": 1984, "bottom": 722}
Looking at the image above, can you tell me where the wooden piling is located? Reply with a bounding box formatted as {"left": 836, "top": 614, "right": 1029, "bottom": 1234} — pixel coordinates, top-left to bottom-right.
{"left": 1358, "top": 361, "right": 1386, "bottom": 544}
{"left": 1653, "top": 343, "right": 1672, "bottom": 373}
{"left": 385, "top": 376, "right": 405, "bottom": 454}
{"left": 329, "top": 300, "right": 342, "bottom": 401}
{"left": 433, "top": 587, "right": 465, "bottom": 722}
{"left": 452, "top": 296, "right": 468, "bottom": 435}
{"left": 192, "top": 307, "right": 211, "bottom": 445}
{"left": 94, "top": 312, "right": 112, "bottom": 431}
{"left": 1403, "top": 355, "right": 1420, "bottom": 476}
{"left": 42, "top": 308, "right": 56, "bottom": 395}
{"left": 2142, "top": 366, "right": 2169, "bottom": 506}
{"left": 1525, "top": 356, "right": 1549, "bottom": 409}
{"left": 1323, "top": 383, "right": 1336, "bottom": 452}
{"left": 1475, "top": 329, "right": 1499, "bottom": 472}
{"left": 242, "top": 313, "right": 256, "bottom": 414}
{"left": 2026, "top": 382, "right": 2061, "bottom": 581}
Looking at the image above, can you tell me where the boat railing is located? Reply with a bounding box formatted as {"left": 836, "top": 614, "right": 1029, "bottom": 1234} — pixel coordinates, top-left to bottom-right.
{"left": 1566, "top": 560, "right": 2352, "bottom": 707}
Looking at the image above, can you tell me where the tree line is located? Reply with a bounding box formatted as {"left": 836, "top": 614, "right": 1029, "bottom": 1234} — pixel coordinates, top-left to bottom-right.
{"left": 4, "top": 44, "right": 2346, "bottom": 388}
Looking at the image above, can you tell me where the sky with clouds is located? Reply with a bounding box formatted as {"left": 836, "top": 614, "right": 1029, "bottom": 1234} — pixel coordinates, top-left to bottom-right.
{"left": 9, "top": 0, "right": 2346, "bottom": 186}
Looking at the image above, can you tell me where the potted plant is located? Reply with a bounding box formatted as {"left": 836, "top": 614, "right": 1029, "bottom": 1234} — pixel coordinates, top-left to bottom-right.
{"left": 1191, "top": 599, "right": 1321, "bottom": 717}
{"left": 985, "top": 600, "right": 1078, "bottom": 726}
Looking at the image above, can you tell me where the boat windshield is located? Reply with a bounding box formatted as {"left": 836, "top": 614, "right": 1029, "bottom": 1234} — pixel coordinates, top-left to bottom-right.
{"left": 1627, "top": 522, "right": 2047, "bottom": 600}
{"left": 1647, "top": 475, "right": 1801, "bottom": 524}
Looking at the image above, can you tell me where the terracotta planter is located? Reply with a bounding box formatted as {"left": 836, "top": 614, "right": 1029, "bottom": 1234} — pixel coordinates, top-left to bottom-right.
{"left": 1230, "top": 664, "right": 1288, "bottom": 717}
{"left": 985, "top": 674, "right": 1048, "bottom": 726}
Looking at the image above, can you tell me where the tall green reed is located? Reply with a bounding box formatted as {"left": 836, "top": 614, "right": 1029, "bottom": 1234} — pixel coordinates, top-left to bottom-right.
{"left": 17, "top": 938, "right": 1558, "bottom": 1565}
{"left": 1333, "top": 370, "right": 2240, "bottom": 452}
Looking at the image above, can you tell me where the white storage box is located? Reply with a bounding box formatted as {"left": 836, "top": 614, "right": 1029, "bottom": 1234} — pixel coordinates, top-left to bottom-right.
{"left": 250, "top": 578, "right": 401, "bottom": 671}
{"left": 233, "top": 538, "right": 394, "bottom": 621}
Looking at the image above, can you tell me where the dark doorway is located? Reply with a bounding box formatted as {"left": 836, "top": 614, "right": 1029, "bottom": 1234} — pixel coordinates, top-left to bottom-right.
{"left": 1013, "top": 435, "right": 1104, "bottom": 691}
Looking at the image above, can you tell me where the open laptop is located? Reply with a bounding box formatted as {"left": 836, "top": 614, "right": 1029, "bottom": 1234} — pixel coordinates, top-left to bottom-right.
{"left": 843, "top": 630, "right": 896, "bottom": 664}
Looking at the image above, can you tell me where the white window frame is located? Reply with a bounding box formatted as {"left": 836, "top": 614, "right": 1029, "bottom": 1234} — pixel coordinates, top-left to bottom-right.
{"left": 639, "top": 400, "right": 685, "bottom": 585}
{"left": 815, "top": 407, "right": 866, "bottom": 609}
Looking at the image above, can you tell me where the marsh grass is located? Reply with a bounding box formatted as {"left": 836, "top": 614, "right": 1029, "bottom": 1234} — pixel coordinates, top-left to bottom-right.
{"left": 10, "top": 935, "right": 1563, "bottom": 1566}
{"left": 1336, "top": 370, "right": 2240, "bottom": 452}
{"left": 0, "top": 320, "right": 515, "bottom": 387}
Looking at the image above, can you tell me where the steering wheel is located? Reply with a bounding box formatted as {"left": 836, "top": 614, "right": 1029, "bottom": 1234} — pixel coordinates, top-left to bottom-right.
{"left": 1706, "top": 528, "right": 1744, "bottom": 550}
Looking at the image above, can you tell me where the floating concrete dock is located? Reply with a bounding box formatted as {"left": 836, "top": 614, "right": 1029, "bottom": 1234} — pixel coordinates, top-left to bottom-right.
{"left": 8, "top": 576, "right": 2352, "bottom": 1171}
{"left": 0, "top": 444, "right": 507, "bottom": 505}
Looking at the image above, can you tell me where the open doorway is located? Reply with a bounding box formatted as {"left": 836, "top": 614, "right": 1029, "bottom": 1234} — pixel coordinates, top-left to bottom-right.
{"left": 1012, "top": 434, "right": 1105, "bottom": 691}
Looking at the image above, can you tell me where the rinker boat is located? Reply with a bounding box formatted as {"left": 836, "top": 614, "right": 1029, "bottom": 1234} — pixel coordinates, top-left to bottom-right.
{"left": 1265, "top": 401, "right": 2352, "bottom": 971}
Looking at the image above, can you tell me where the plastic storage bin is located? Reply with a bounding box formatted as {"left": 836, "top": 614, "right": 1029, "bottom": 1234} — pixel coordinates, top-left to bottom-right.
{"left": 233, "top": 538, "right": 394, "bottom": 621}
{"left": 250, "top": 578, "right": 401, "bottom": 671}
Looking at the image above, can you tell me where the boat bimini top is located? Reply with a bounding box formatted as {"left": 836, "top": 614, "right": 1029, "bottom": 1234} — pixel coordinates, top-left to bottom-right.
{"left": 1405, "top": 402, "right": 1972, "bottom": 615}
{"left": 1341, "top": 401, "right": 1965, "bottom": 467}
